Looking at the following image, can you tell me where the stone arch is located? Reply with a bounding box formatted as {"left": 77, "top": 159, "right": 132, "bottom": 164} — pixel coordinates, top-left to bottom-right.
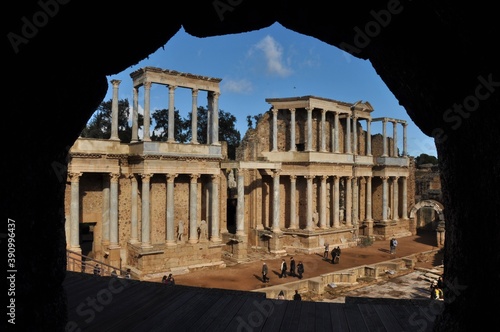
{"left": 410, "top": 199, "right": 445, "bottom": 247}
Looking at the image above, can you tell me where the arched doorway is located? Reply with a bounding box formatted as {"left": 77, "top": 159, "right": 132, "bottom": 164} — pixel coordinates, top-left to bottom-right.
{"left": 409, "top": 200, "right": 445, "bottom": 247}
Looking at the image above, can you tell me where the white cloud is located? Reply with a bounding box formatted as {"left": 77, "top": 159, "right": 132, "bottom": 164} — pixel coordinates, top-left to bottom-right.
{"left": 222, "top": 78, "right": 253, "bottom": 94}
{"left": 253, "top": 35, "right": 293, "bottom": 77}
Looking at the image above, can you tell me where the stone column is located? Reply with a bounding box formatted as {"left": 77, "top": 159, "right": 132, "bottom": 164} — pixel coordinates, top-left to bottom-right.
{"left": 334, "top": 112, "right": 340, "bottom": 153}
{"left": 236, "top": 169, "right": 245, "bottom": 235}
{"left": 345, "top": 176, "right": 352, "bottom": 226}
{"left": 143, "top": 82, "right": 151, "bottom": 141}
{"left": 306, "top": 107, "right": 313, "bottom": 151}
{"left": 69, "top": 172, "right": 81, "bottom": 249}
{"left": 129, "top": 174, "right": 138, "bottom": 243}
{"left": 109, "top": 173, "right": 120, "bottom": 248}
{"left": 382, "top": 176, "right": 389, "bottom": 221}
{"left": 191, "top": 89, "right": 199, "bottom": 144}
{"left": 167, "top": 85, "right": 176, "bottom": 143}
{"left": 306, "top": 175, "right": 314, "bottom": 230}
{"left": 333, "top": 175, "right": 340, "bottom": 228}
{"left": 110, "top": 79, "right": 121, "bottom": 141}
{"left": 271, "top": 170, "right": 281, "bottom": 232}
{"left": 289, "top": 175, "right": 297, "bottom": 229}
{"left": 272, "top": 108, "right": 278, "bottom": 152}
{"left": 289, "top": 108, "right": 296, "bottom": 151}
{"left": 211, "top": 174, "right": 221, "bottom": 241}
{"left": 189, "top": 174, "right": 200, "bottom": 243}
{"left": 393, "top": 176, "right": 399, "bottom": 220}
{"left": 403, "top": 123, "right": 408, "bottom": 156}
{"left": 207, "top": 92, "right": 213, "bottom": 144}
{"left": 346, "top": 114, "right": 351, "bottom": 153}
{"left": 131, "top": 86, "right": 139, "bottom": 142}
{"left": 320, "top": 109, "right": 326, "bottom": 152}
{"left": 352, "top": 116, "right": 358, "bottom": 155}
{"left": 366, "top": 120, "right": 372, "bottom": 156}
{"left": 382, "top": 119, "right": 388, "bottom": 157}
{"left": 352, "top": 176, "right": 358, "bottom": 228}
{"left": 101, "top": 175, "right": 110, "bottom": 247}
{"left": 393, "top": 121, "right": 398, "bottom": 156}
{"left": 320, "top": 175, "right": 328, "bottom": 229}
{"left": 401, "top": 176, "right": 408, "bottom": 219}
{"left": 141, "top": 173, "right": 153, "bottom": 248}
{"left": 166, "top": 173, "right": 177, "bottom": 245}
{"left": 212, "top": 92, "right": 220, "bottom": 145}
{"left": 365, "top": 176, "right": 372, "bottom": 221}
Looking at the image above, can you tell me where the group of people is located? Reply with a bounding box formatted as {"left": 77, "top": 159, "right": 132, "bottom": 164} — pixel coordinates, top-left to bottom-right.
{"left": 262, "top": 257, "right": 305, "bottom": 283}
{"left": 162, "top": 274, "right": 176, "bottom": 286}
{"left": 430, "top": 276, "right": 444, "bottom": 300}
{"left": 324, "top": 243, "right": 341, "bottom": 264}
{"left": 279, "top": 257, "right": 305, "bottom": 279}
{"left": 277, "top": 290, "right": 302, "bottom": 301}
{"left": 331, "top": 246, "right": 341, "bottom": 264}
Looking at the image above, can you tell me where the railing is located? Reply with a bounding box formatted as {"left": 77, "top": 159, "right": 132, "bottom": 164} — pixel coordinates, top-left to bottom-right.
{"left": 66, "top": 249, "right": 133, "bottom": 279}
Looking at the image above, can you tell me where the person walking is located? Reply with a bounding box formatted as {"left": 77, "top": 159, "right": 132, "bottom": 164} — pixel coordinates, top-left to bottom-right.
{"left": 297, "top": 261, "right": 304, "bottom": 279}
{"left": 389, "top": 237, "right": 395, "bottom": 254}
{"left": 289, "top": 257, "right": 296, "bottom": 277}
{"left": 324, "top": 242, "right": 330, "bottom": 259}
{"left": 293, "top": 290, "right": 302, "bottom": 301}
{"left": 280, "top": 259, "right": 287, "bottom": 278}
{"left": 262, "top": 262, "right": 269, "bottom": 283}
{"left": 392, "top": 238, "right": 398, "bottom": 254}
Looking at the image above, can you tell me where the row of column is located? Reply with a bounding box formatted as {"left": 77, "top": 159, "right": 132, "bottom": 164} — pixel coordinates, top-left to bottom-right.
{"left": 270, "top": 108, "right": 408, "bottom": 156}
{"left": 231, "top": 171, "right": 409, "bottom": 236}
{"left": 67, "top": 172, "right": 221, "bottom": 250}
{"left": 109, "top": 79, "right": 220, "bottom": 145}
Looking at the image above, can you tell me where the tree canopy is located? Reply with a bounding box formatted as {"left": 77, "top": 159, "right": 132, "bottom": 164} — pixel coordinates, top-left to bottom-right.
{"left": 81, "top": 99, "right": 143, "bottom": 143}
{"left": 415, "top": 153, "right": 438, "bottom": 166}
{"left": 82, "top": 100, "right": 241, "bottom": 159}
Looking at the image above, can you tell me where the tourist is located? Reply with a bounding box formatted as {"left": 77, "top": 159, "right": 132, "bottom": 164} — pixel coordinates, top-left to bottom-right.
{"left": 161, "top": 275, "right": 168, "bottom": 284}
{"left": 293, "top": 290, "right": 302, "bottom": 301}
{"left": 280, "top": 259, "right": 287, "bottom": 278}
{"left": 277, "top": 290, "right": 285, "bottom": 300}
{"left": 125, "top": 268, "right": 131, "bottom": 279}
{"left": 297, "top": 261, "right": 304, "bottom": 279}
{"left": 261, "top": 262, "right": 269, "bottom": 283}
{"left": 166, "top": 273, "right": 175, "bottom": 286}
{"left": 324, "top": 242, "right": 330, "bottom": 259}
{"left": 289, "top": 256, "right": 296, "bottom": 277}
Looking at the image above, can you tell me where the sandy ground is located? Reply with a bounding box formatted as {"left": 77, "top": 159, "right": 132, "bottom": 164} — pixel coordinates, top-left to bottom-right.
{"left": 162, "top": 231, "right": 443, "bottom": 299}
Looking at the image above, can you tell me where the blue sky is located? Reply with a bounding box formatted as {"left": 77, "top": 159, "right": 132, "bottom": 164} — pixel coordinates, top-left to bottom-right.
{"left": 102, "top": 22, "right": 437, "bottom": 157}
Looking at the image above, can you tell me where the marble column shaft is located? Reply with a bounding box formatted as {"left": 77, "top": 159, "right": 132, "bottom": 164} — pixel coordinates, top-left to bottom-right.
{"left": 189, "top": 174, "right": 200, "bottom": 243}
{"left": 236, "top": 170, "right": 245, "bottom": 235}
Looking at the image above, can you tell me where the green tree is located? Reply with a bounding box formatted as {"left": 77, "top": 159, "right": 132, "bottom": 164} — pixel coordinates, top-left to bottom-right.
{"left": 151, "top": 108, "right": 189, "bottom": 142}
{"left": 185, "top": 106, "right": 241, "bottom": 159}
{"left": 415, "top": 153, "right": 438, "bottom": 166}
{"left": 81, "top": 99, "right": 142, "bottom": 143}
{"left": 246, "top": 113, "right": 263, "bottom": 130}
